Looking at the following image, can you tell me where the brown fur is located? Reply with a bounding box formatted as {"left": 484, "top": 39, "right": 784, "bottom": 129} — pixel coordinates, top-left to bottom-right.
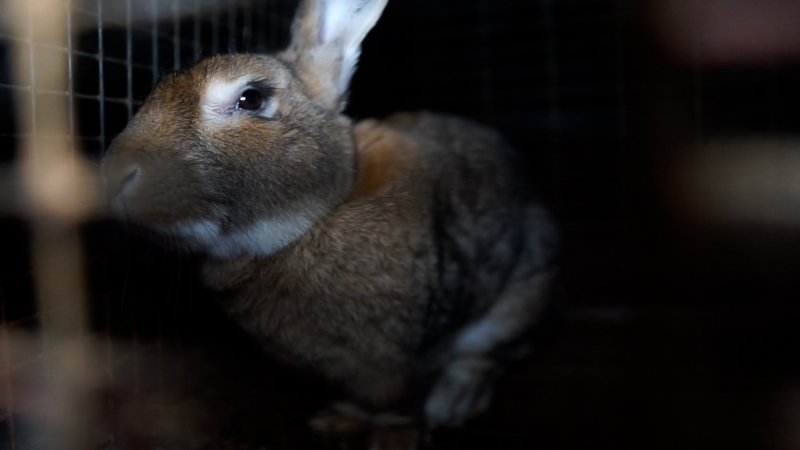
{"left": 351, "top": 119, "right": 417, "bottom": 199}
{"left": 103, "top": 0, "right": 558, "bottom": 433}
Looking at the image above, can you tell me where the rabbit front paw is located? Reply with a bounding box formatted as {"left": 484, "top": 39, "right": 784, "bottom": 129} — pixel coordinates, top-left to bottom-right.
{"left": 308, "top": 402, "right": 371, "bottom": 436}
{"left": 309, "top": 402, "right": 422, "bottom": 450}
{"left": 424, "top": 357, "right": 498, "bottom": 428}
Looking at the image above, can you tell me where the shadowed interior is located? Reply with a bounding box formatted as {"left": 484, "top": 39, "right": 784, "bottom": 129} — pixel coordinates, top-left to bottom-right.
{"left": 1, "top": 0, "right": 800, "bottom": 449}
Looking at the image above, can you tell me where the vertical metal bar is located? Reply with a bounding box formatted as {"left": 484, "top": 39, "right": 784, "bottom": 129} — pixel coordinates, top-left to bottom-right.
{"left": 66, "top": 0, "right": 76, "bottom": 147}
{"left": 612, "top": 0, "right": 630, "bottom": 232}
{"left": 228, "top": 0, "right": 237, "bottom": 52}
{"left": 246, "top": 0, "right": 255, "bottom": 51}
{"left": 6, "top": 0, "right": 97, "bottom": 447}
{"left": 473, "top": 1, "right": 494, "bottom": 121}
{"left": 613, "top": 0, "right": 628, "bottom": 142}
{"left": 174, "top": 0, "right": 181, "bottom": 70}
{"left": 270, "top": 0, "right": 281, "bottom": 51}
{"left": 151, "top": 0, "right": 159, "bottom": 85}
{"left": 540, "top": 0, "right": 563, "bottom": 206}
{"left": 193, "top": 0, "right": 201, "bottom": 61}
{"left": 692, "top": 68, "right": 704, "bottom": 142}
{"left": 0, "top": 306, "right": 16, "bottom": 449}
{"left": 25, "top": 0, "right": 36, "bottom": 139}
{"left": 541, "top": 0, "right": 560, "bottom": 143}
{"left": 98, "top": 0, "right": 106, "bottom": 147}
{"left": 255, "top": 0, "right": 266, "bottom": 51}
{"left": 211, "top": 0, "right": 220, "bottom": 54}
{"left": 126, "top": 0, "right": 134, "bottom": 119}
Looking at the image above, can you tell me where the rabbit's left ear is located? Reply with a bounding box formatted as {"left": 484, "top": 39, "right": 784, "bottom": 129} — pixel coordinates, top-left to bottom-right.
{"left": 282, "top": 0, "right": 388, "bottom": 111}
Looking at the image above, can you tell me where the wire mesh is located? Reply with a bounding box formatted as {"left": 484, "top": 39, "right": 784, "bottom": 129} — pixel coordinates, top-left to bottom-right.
{"left": 0, "top": 1, "right": 292, "bottom": 448}
{"left": 0, "top": 0, "right": 800, "bottom": 449}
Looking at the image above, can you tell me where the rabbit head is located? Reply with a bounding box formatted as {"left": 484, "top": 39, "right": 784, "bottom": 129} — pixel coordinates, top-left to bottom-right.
{"left": 102, "top": 0, "right": 388, "bottom": 258}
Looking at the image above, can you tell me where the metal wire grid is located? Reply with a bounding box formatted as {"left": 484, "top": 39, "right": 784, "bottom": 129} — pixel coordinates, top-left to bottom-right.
{"left": 78, "top": 0, "right": 289, "bottom": 154}
{"left": 0, "top": 0, "right": 287, "bottom": 158}
{"left": 0, "top": 1, "right": 290, "bottom": 447}
{"left": 12, "top": 0, "right": 792, "bottom": 448}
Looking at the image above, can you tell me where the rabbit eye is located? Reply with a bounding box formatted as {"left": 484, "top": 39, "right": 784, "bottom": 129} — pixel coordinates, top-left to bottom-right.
{"left": 237, "top": 89, "right": 264, "bottom": 111}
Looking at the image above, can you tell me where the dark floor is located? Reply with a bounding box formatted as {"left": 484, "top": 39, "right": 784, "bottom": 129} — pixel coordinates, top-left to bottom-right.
{"left": 5, "top": 217, "right": 800, "bottom": 450}
{"left": 9, "top": 303, "right": 795, "bottom": 450}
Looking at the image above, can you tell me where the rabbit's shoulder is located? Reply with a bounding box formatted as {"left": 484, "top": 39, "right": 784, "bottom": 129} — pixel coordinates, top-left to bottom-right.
{"left": 351, "top": 112, "right": 523, "bottom": 200}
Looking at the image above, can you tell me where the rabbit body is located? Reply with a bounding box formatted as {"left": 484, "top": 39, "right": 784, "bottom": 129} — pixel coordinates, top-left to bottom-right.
{"left": 103, "top": 0, "right": 557, "bottom": 427}
{"left": 200, "top": 112, "right": 556, "bottom": 411}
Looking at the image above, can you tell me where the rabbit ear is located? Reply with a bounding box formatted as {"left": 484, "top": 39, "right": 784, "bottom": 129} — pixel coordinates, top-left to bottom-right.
{"left": 283, "top": 0, "right": 388, "bottom": 110}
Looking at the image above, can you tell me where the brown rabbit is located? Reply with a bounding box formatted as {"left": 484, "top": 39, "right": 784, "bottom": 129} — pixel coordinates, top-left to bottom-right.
{"left": 102, "top": 0, "right": 558, "bottom": 439}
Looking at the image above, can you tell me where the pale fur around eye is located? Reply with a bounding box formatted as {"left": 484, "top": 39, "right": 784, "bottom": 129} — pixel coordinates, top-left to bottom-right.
{"left": 258, "top": 94, "right": 280, "bottom": 119}
{"left": 203, "top": 77, "right": 279, "bottom": 125}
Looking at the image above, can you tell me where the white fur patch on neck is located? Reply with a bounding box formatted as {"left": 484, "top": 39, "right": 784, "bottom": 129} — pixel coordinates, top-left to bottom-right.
{"left": 170, "top": 213, "right": 315, "bottom": 259}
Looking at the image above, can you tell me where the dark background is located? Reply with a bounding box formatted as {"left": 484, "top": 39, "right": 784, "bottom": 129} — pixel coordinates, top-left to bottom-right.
{"left": 2, "top": 0, "right": 800, "bottom": 449}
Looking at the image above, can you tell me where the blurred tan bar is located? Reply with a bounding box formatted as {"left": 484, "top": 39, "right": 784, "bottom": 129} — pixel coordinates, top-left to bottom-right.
{"left": 70, "top": 0, "right": 254, "bottom": 29}
{"left": 652, "top": 0, "right": 800, "bottom": 64}
{"left": 5, "top": 0, "right": 97, "bottom": 448}
{"left": 669, "top": 138, "right": 800, "bottom": 227}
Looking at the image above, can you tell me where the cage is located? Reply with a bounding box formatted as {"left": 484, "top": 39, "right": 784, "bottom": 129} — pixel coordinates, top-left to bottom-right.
{"left": 1, "top": 0, "right": 800, "bottom": 449}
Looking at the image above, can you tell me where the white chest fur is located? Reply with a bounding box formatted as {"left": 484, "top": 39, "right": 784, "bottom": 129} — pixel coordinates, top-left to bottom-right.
{"left": 169, "top": 214, "right": 314, "bottom": 258}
